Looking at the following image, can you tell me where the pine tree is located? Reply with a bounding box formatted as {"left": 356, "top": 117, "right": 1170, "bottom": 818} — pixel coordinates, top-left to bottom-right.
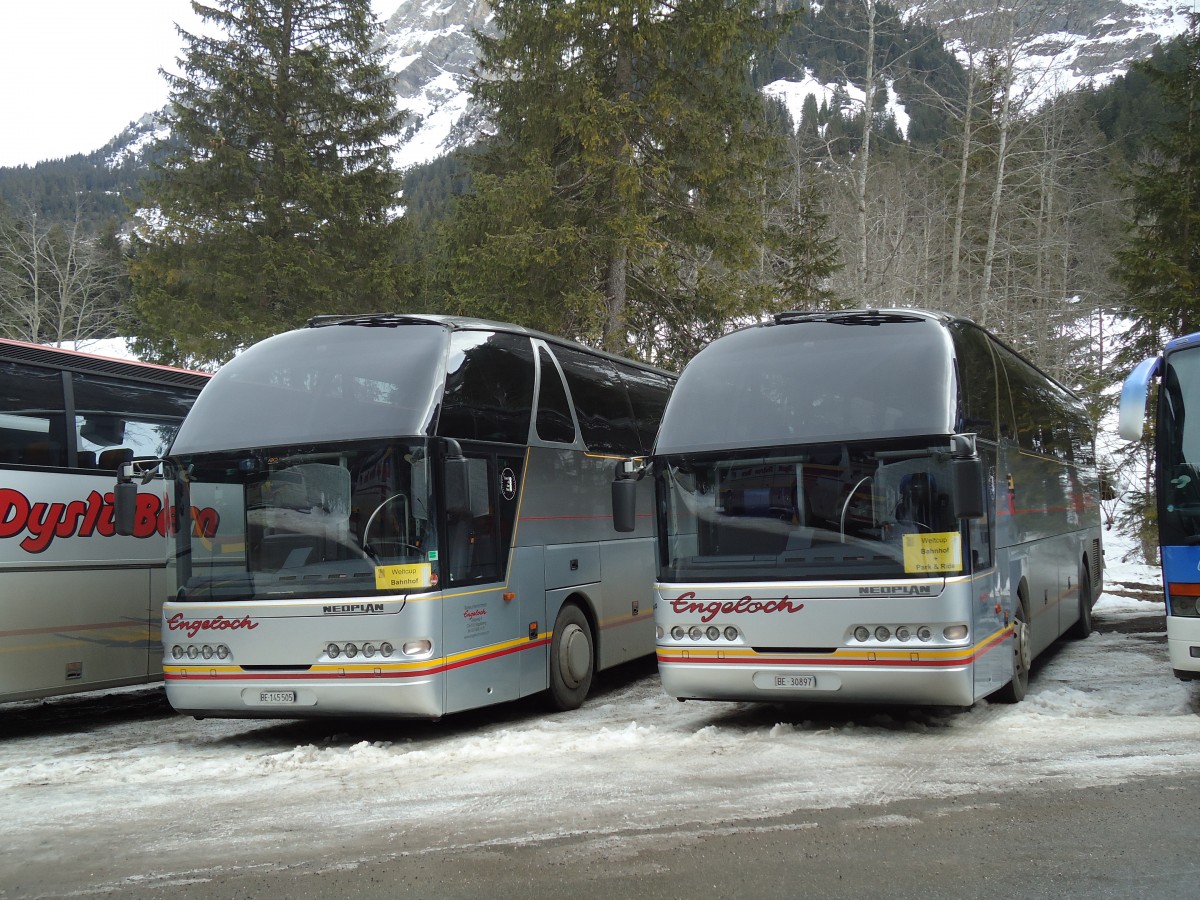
{"left": 450, "top": 0, "right": 790, "bottom": 359}
{"left": 775, "top": 177, "right": 846, "bottom": 311}
{"left": 1112, "top": 15, "right": 1200, "bottom": 370}
{"left": 130, "top": 0, "right": 407, "bottom": 367}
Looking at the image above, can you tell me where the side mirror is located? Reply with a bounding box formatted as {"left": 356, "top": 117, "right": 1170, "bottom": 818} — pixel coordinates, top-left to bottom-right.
{"left": 951, "top": 457, "right": 985, "bottom": 520}
{"left": 444, "top": 456, "right": 490, "bottom": 518}
{"left": 1118, "top": 355, "right": 1161, "bottom": 441}
{"left": 612, "top": 478, "right": 637, "bottom": 533}
{"left": 113, "top": 458, "right": 166, "bottom": 536}
{"left": 114, "top": 480, "right": 138, "bottom": 536}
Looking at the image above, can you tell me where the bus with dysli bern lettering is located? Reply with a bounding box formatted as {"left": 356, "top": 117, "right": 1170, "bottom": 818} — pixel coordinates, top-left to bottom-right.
{"left": 1, "top": 338, "right": 210, "bottom": 703}
{"left": 118, "top": 314, "right": 673, "bottom": 718}
{"left": 1119, "top": 331, "right": 1200, "bottom": 680}
{"left": 613, "top": 309, "right": 1103, "bottom": 706}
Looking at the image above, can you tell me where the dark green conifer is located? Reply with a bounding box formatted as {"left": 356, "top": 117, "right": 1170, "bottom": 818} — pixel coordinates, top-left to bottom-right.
{"left": 130, "top": 0, "right": 407, "bottom": 366}
{"left": 1113, "top": 15, "right": 1200, "bottom": 369}
{"left": 447, "top": 0, "right": 790, "bottom": 359}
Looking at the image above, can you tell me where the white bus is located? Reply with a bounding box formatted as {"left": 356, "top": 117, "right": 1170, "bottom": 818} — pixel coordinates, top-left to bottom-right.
{"left": 1, "top": 338, "right": 210, "bottom": 703}
{"left": 613, "top": 309, "right": 1103, "bottom": 706}
{"left": 118, "top": 314, "right": 673, "bottom": 718}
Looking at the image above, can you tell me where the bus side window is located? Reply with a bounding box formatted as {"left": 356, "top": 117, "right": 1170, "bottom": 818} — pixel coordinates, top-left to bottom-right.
{"left": 535, "top": 347, "right": 576, "bottom": 444}
{"left": 552, "top": 346, "right": 640, "bottom": 454}
{"left": 441, "top": 332, "right": 535, "bottom": 444}
{"left": 0, "top": 360, "right": 68, "bottom": 467}
{"left": 71, "top": 372, "right": 196, "bottom": 462}
{"left": 614, "top": 362, "right": 673, "bottom": 454}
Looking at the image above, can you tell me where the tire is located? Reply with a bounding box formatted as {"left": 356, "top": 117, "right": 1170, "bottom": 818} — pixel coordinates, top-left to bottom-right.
{"left": 548, "top": 603, "right": 594, "bottom": 711}
{"left": 994, "top": 598, "right": 1030, "bottom": 704}
{"left": 1066, "top": 564, "right": 1094, "bottom": 640}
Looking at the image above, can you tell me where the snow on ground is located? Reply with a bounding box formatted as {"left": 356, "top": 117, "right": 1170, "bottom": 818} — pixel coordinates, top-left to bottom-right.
{"left": 1, "top": 518, "right": 1194, "bottom": 893}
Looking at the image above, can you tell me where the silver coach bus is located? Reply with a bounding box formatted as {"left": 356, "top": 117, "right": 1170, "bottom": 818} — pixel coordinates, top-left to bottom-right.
{"left": 120, "top": 314, "right": 673, "bottom": 718}
{"left": 1, "top": 338, "right": 209, "bottom": 703}
{"left": 614, "top": 309, "right": 1102, "bottom": 706}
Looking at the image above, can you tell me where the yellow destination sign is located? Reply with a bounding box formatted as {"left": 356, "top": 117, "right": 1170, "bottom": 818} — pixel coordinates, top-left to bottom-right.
{"left": 902, "top": 532, "right": 963, "bottom": 574}
{"left": 375, "top": 562, "right": 433, "bottom": 591}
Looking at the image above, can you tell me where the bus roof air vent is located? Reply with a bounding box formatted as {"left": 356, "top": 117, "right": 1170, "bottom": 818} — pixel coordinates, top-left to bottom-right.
{"left": 306, "top": 313, "right": 430, "bottom": 329}
{"left": 771, "top": 310, "right": 930, "bottom": 327}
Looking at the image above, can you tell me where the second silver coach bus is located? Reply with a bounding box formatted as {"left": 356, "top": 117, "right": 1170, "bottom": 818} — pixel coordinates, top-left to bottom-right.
{"left": 614, "top": 309, "right": 1102, "bottom": 706}
{"left": 121, "top": 314, "right": 673, "bottom": 718}
{"left": 2, "top": 338, "right": 209, "bottom": 703}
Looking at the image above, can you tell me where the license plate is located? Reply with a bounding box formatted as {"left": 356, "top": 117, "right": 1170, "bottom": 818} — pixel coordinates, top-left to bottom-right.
{"left": 770, "top": 674, "right": 816, "bottom": 689}
{"left": 259, "top": 691, "right": 296, "bottom": 703}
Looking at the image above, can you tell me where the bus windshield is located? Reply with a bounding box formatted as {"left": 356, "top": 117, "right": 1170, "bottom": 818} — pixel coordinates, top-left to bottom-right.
{"left": 1160, "top": 344, "right": 1200, "bottom": 545}
{"left": 659, "top": 439, "right": 967, "bottom": 582}
{"left": 176, "top": 440, "right": 438, "bottom": 602}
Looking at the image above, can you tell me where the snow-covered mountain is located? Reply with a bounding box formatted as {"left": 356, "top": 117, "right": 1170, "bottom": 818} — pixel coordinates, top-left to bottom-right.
{"left": 911, "top": 0, "right": 1192, "bottom": 94}
{"left": 377, "top": 0, "right": 1192, "bottom": 172}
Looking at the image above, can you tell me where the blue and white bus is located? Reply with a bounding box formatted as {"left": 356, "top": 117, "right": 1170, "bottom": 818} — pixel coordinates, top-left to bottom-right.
{"left": 1119, "top": 331, "right": 1200, "bottom": 680}
{"left": 615, "top": 310, "right": 1103, "bottom": 706}
{"left": 118, "top": 314, "right": 674, "bottom": 718}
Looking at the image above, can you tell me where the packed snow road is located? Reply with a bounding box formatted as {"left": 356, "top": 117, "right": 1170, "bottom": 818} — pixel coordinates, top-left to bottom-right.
{"left": 2, "top": 575, "right": 1198, "bottom": 898}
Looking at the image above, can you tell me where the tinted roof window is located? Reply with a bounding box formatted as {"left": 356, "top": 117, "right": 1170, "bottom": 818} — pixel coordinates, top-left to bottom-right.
{"left": 172, "top": 325, "right": 447, "bottom": 454}
{"left": 656, "top": 318, "right": 955, "bottom": 454}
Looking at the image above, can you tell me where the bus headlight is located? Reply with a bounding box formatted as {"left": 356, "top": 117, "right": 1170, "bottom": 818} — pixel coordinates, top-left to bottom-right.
{"left": 943, "top": 624, "right": 969, "bottom": 641}
{"left": 671, "top": 626, "right": 686, "bottom": 641}
{"left": 402, "top": 639, "right": 432, "bottom": 656}
{"left": 895, "top": 626, "right": 912, "bottom": 642}
{"left": 854, "top": 626, "right": 870, "bottom": 642}
{"left": 172, "top": 645, "right": 184, "bottom": 660}
{"left": 1170, "top": 596, "right": 1200, "bottom": 617}
{"left": 688, "top": 625, "right": 703, "bottom": 641}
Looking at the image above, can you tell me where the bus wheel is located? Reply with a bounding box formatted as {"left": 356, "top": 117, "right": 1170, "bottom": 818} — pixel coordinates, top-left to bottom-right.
{"left": 995, "top": 601, "right": 1031, "bottom": 704}
{"left": 1066, "top": 564, "right": 1094, "bottom": 640}
{"left": 548, "top": 603, "right": 594, "bottom": 711}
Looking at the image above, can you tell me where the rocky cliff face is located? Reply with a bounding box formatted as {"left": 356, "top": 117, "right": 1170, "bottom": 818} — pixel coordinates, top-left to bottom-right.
{"left": 377, "top": 0, "right": 496, "bottom": 168}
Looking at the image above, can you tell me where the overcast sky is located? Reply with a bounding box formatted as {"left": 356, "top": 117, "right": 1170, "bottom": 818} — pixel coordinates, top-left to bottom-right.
{"left": 0, "top": 0, "right": 398, "bottom": 169}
